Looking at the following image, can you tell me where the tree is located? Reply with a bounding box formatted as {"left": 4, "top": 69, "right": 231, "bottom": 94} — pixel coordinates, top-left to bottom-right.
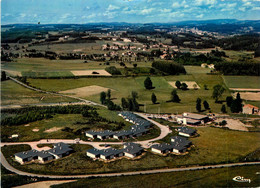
{"left": 1, "top": 71, "right": 7, "bottom": 81}
{"left": 144, "top": 76, "right": 153, "bottom": 89}
{"left": 131, "top": 91, "right": 138, "bottom": 100}
{"left": 100, "top": 92, "right": 106, "bottom": 104}
{"left": 204, "top": 84, "right": 208, "bottom": 90}
{"left": 151, "top": 93, "right": 157, "bottom": 104}
{"left": 230, "top": 93, "right": 242, "bottom": 113}
{"left": 203, "top": 100, "right": 209, "bottom": 110}
{"left": 171, "top": 89, "right": 181, "bottom": 103}
{"left": 221, "top": 104, "right": 227, "bottom": 113}
{"left": 150, "top": 68, "right": 155, "bottom": 74}
{"left": 121, "top": 98, "right": 128, "bottom": 109}
{"left": 212, "top": 84, "right": 226, "bottom": 102}
{"left": 226, "top": 96, "right": 233, "bottom": 107}
{"left": 133, "top": 63, "right": 137, "bottom": 68}
{"left": 196, "top": 98, "right": 202, "bottom": 112}
{"left": 107, "top": 89, "right": 111, "bottom": 100}
{"left": 181, "top": 83, "right": 188, "bottom": 90}
{"left": 175, "top": 80, "right": 181, "bottom": 89}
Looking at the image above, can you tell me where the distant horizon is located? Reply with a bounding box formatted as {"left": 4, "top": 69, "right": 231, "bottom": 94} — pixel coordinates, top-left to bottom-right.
{"left": 2, "top": 18, "right": 260, "bottom": 26}
{"left": 2, "top": 0, "right": 260, "bottom": 25}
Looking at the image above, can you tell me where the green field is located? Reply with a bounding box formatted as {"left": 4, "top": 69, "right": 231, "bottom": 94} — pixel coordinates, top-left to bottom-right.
{"left": 52, "top": 165, "right": 260, "bottom": 188}
{"left": 27, "top": 73, "right": 230, "bottom": 114}
{"left": 1, "top": 80, "right": 77, "bottom": 106}
{"left": 223, "top": 76, "right": 260, "bottom": 89}
{"left": 1, "top": 109, "right": 134, "bottom": 142}
{"left": 2, "top": 127, "right": 259, "bottom": 175}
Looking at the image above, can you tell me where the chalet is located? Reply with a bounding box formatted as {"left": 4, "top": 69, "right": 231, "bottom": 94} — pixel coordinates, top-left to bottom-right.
{"left": 124, "top": 145, "right": 144, "bottom": 158}
{"left": 86, "top": 148, "right": 101, "bottom": 159}
{"left": 99, "top": 148, "right": 124, "bottom": 160}
{"left": 47, "top": 143, "right": 73, "bottom": 159}
{"left": 85, "top": 130, "right": 98, "bottom": 139}
{"left": 14, "top": 149, "right": 39, "bottom": 164}
{"left": 96, "top": 130, "right": 114, "bottom": 140}
{"left": 37, "top": 151, "right": 54, "bottom": 163}
{"left": 170, "top": 136, "right": 192, "bottom": 148}
{"left": 243, "top": 104, "right": 260, "bottom": 115}
{"left": 177, "top": 127, "right": 197, "bottom": 137}
{"left": 171, "top": 143, "right": 187, "bottom": 154}
{"left": 151, "top": 143, "right": 173, "bottom": 154}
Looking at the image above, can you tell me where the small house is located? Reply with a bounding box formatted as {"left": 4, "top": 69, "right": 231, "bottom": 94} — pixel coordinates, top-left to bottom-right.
{"left": 243, "top": 104, "right": 260, "bottom": 115}
{"left": 37, "top": 151, "right": 54, "bottom": 163}
{"left": 177, "top": 127, "right": 197, "bottom": 137}
{"left": 86, "top": 148, "right": 101, "bottom": 159}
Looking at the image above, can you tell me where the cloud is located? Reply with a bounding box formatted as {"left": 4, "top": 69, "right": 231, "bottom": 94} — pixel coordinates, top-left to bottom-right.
{"left": 252, "top": 6, "right": 260, "bottom": 10}
{"left": 60, "top": 13, "right": 70, "bottom": 19}
{"left": 107, "top": 4, "right": 120, "bottom": 11}
{"left": 172, "top": 1, "right": 189, "bottom": 8}
{"left": 195, "top": 0, "right": 216, "bottom": 6}
{"left": 20, "top": 13, "right": 26, "bottom": 18}
{"left": 220, "top": 3, "right": 237, "bottom": 11}
{"left": 160, "top": 8, "right": 171, "bottom": 13}
{"left": 196, "top": 14, "right": 204, "bottom": 18}
{"left": 140, "top": 8, "right": 154, "bottom": 15}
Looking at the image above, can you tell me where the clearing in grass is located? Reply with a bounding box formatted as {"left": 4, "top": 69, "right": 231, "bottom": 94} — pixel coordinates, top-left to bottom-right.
{"left": 232, "top": 92, "right": 260, "bottom": 101}
{"left": 168, "top": 81, "right": 200, "bottom": 89}
{"left": 71, "top": 69, "right": 111, "bottom": 76}
{"left": 59, "top": 85, "right": 113, "bottom": 98}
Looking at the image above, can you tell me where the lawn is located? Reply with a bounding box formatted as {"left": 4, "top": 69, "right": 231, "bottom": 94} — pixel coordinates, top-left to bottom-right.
{"left": 28, "top": 74, "right": 230, "bottom": 114}
{"left": 1, "top": 80, "right": 77, "bottom": 106}
{"left": 2, "top": 127, "right": 259, "bottom": 175}
{"left": 52, "top": 165, "right": 260, "bottom": 188}
{"left": 223, "top": 76, "right": 260, "bottom": 89}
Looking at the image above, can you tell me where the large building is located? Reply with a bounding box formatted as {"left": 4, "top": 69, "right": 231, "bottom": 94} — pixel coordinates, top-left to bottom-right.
{"left": 176, "top": 113, "right": 209, "bottom": 125}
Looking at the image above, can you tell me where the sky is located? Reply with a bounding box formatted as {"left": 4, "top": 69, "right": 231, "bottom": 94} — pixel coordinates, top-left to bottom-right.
{"left": 1, "top": 0, "right": 260, "bottom": 24}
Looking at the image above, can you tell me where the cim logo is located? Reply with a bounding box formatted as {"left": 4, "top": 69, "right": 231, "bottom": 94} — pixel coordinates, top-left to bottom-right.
{"left": 233, "top": 176, "right": 251, "bottom": 183}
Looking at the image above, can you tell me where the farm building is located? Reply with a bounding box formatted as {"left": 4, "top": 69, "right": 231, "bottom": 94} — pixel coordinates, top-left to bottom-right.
{"left": 177, "top": 127, "right": 197, "bottom": 137}
{"left": 242, "top": 104, "right": 260, "bottom": 115}
{"left": 176, "top": 113, "right": 209, "bottom": 125}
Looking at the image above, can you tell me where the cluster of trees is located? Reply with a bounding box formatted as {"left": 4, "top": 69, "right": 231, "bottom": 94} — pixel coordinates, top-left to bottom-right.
{"left": 121, "top": 91, "right": 140, "bottom": 111}
{"left": 152, "top": 61, "right": 186, "bottom": 75}
{"left": 214, "top": 62, "right": 260, "bottom": 76}
{"left": 174, "top": 52, "right": 222, "bottom": 66}
{"left": 105, "top": 66, "right": 122, "bottom": 75}
{"left": 1, "top": 105, "right": 94, "bottom": 126}
{"left": 212, "top": 84, "right": 226, "bottom": 103}
{"left": 217, "top": 34, "right": 260, "bottom": 51}
{"left": 100, "top": 89, "right": 121, "bottom": 111}
{"left": 196, "top": 98, "right": 210, "bottom": 112}
{"left": 175, "top": 81, "right": 188, "bottom": 90}
{"left": 226, "top": 94, "right": 243, "bottom": 113}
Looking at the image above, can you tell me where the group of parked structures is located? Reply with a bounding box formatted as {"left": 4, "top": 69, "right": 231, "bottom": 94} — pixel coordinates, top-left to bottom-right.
{"left": 14, "top": 142, "right": 73, "bottom": 164}
{"left": 86, "top": 143, "right": 144, "bottom": 160}
{"left": 85, "top": 112, "right": 151, "bottom": 140}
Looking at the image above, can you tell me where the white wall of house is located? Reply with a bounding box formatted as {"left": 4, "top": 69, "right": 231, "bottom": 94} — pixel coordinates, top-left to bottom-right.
{"left": 179, "top": 132, "right": 190, "bottom": 137}
{"left": 87, "top": 152, "right": 97, "bottom": 159}
{"left": 85, "top": 133, "right": 95, "bottom": 138}
{"left": 15, "top": 156, "right": 25, "bottom": 164}
{"left": 151, "top": 148, "right": 162, "bottom": 154}
{"left": 125, "top": 152, "right": 135, "bottom": 158}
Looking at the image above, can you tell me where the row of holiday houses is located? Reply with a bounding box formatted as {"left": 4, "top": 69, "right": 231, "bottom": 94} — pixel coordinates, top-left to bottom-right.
{"left": 14, "top": 143, "right": 73, "bottom": 164}
{"left": 85, "top": 112, "right": 151, "bottom": 140}
{"left": 86, "top": 143, "right": 144, "bottom": 160}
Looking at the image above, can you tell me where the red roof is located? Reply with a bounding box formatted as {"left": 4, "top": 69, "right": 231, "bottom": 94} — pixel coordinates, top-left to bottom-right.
{"left": 243, "top": 104, "right": 259, "bottom": 109}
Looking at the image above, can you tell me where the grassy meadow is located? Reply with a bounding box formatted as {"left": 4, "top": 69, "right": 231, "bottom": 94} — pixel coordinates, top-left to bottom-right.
{"left": 27, "top": 70, "right": 230, "bottom": 114}
{"left": 52, "top": 165, "right": 260, "bottom": 188}
{"left": 223, "top": 76, "right": 260, "bottom": 89}
{"left": 1, "top": 80, "right": 77, "bottom": 106}
{"left": 2, "top": 127, "right": 259, "bottom": 175}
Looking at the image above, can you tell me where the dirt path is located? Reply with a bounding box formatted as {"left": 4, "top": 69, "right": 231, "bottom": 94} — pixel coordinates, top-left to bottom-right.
{"left": 229, "top": 88, "right": 260, "bottom": 92}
